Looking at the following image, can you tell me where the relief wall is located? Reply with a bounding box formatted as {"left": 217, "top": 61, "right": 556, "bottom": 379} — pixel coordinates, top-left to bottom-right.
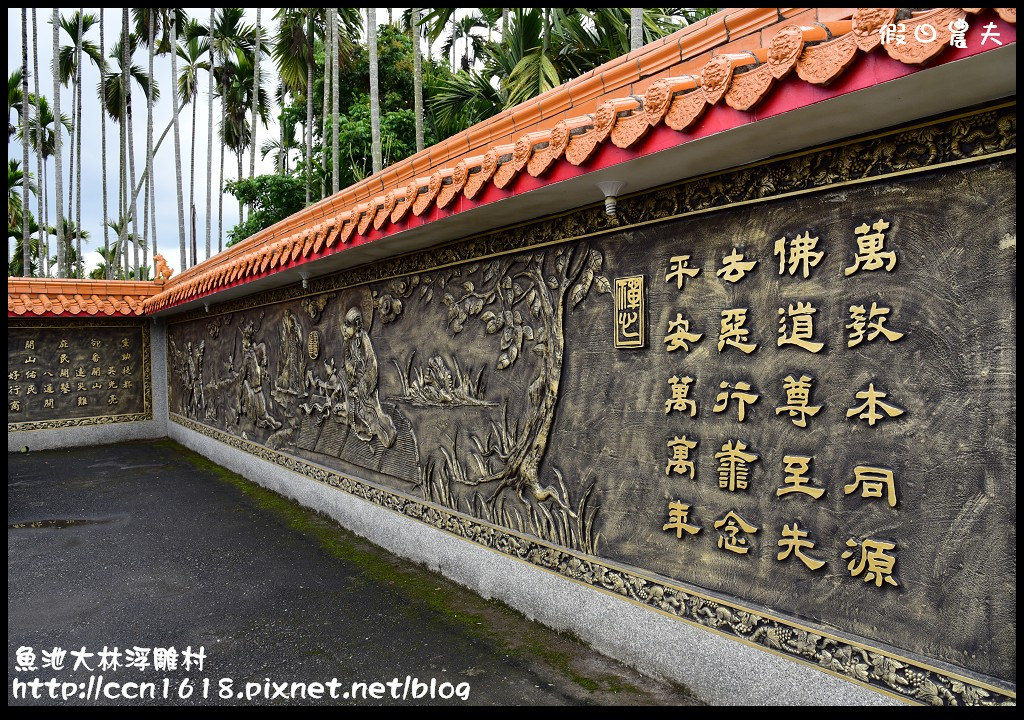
{"left": 166, "top": 104, "right": 1016, "bottom": 705}
{"left": 8, "top": 318, "right": 152, "bottom": 430}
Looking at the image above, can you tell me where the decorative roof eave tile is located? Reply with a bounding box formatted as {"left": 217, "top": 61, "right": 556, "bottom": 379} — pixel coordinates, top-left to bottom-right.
{"left": 138, "top": 7, "right": 1016, "bottom": 315}
{"left": 7, "top": 278, "right": 160, "bottom": 317}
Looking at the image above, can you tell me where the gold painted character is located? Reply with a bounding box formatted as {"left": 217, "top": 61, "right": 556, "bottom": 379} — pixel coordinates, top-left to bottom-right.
{"left": 26, "top": 385, "right": 37, "bottom": 395}
{"left": 122, "top": 379, "right": 133, "bottom": 389}
{"left": 664, "top": 313, "right": 703, "bottom": 352}
{"left": 615, "top": 276, "right": 645, "bottom": 347}
{"left": 9, "top": 400, "right": 20, "bottom": 412}
{"left": 91, "top": 367, "right": 101, "bottom": 377}
{"left": 777, "top": 522, "right": 826, "bottom": 570}
{"left": 714, "top": 510, "right": 759, "bottom": 555}
{"left": 665, "top": 255, "right": 700, "bottom": 290}
{"left": 777, "top": 455, "right": 824, "bottom": 499}
{"left": 9, "top": 385, "right": 20, "bottom": 396}
{"left": 59, "top": 382, "right": 71, "bottom": 394}
{"left": 91, "top": 353, "right": 101, "bottom": 363}
{"left": 121, "top": 338, "right": 131, "bottom": 348}
{"left": 25, "top": 370, "right": 36, "bottom": 379}
{"left": 121, "top": 353, "right": 132, "bottom": 362}
{"left": 775, "top": 374, "right": 822, "bottom": 429}
{"left": 777, "top": 302, "right": 824, "bottom": 353}
{"left": 666, "top": 435, "right": 698, "bottom": 480}
{"left": 846, "top": 383, "right": 904, "bottom": 426}
{"left": 107, "top": 394, "right": 119, "bottom": 406}
{"left": 24, "top": 356, "right": 37, "bottom": 364}
{"left": 58, "top": 339, "right": 69, "bottom": 349}
{"left": 59, "top": 354, "right": 70, "bottom": 364}
{"left": 43, "top": 398, "right": 55, "bottom": 409}
{"left": 107, "top": 380, "right": 118, "bottom": 389}
{"left": 712, "top": 381, "right": 759, "bottom": 422}
{"left": 665, "top": 375, "right": 698, "bottom": 416}
{"left": 107, "top": 366, "right": 117, "bottom": 377}
{"left": 43, "top": 383, "right": 55, "bottom": 394}
{"left": 75, "top": 367, "right": 86, "bottom": 378}
{"left": 76, "top": 382, "right": 87, "bottom": 392}
{"left": 843, "top": 538, "right": 899, "bottom": 587}
{"left": 24, "top": 339, "right": 35, "bottom": 350}
{"left": 716, "top": 248, "right": 757, "bottom": 283}
{"left": 847, "top": 303, "right": 905, "bottom": 347}
{"left": 775, "top": 232, "right": 825, "bottom": 278}
{"left": 77, "top": 396, "right": 88, "bottom": 407}
{"left": 715, "top": 439, "right": 760, "bottom": 492}
{"left": 90, "top": 338, "right": 102, "bottom": 348}
{"left": 663, "top": 501, "right": 701, "bottom": 539}
{"left": 59, "top": 368, "right": 70, "bottom": 378}
{"left": 844, "top": 465, "right": 897, "bottom": 508}
{"left": 718, "top": 309, "right": 757, "bottom": 354}
{"left": 844, "top": 219, "right": 897, "bottom": 276}
{"left": 8, "top": 371, "right": 19, "bottom": 381}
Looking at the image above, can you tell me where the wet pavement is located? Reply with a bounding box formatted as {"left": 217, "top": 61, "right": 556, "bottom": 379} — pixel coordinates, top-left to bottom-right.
{"left": 8, "top": 440, "right": 700, "bottom": 706}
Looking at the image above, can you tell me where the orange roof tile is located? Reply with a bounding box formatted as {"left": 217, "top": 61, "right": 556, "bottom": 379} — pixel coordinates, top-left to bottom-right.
{"left": 7, "top": 278, "right": 160, "bottom": 317}
{"left": 129, "top": 7, "right": 1015, "bottom": 315}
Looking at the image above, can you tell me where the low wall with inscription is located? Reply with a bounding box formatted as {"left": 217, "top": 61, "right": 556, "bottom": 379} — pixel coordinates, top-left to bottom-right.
{"left": 161, "top": 105, "right": 1016, "bottom": 705}
{"left": 7, "top": 318, "right": 167, "bottom": 451}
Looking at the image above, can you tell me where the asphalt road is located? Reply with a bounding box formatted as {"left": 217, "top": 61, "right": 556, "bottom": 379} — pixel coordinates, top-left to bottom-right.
{"left": 8, "top": 439, "right": 699, "bottom": 706}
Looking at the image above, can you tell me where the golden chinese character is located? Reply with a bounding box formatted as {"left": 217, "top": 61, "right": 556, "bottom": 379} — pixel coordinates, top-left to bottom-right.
{"left": 777, "top": 302, "right": 824, "bottom": 352}
{"left": 107, "top": 366, "right": 117, "bottom": 377}
{"left": 712, "top": 381, "right": 759, "bottom": 422}
{"left": 664, "top": 313, "right": 703, "bottom": 352}
{"left": 777, "top": 522, "right": 826, "bottom": 570}
{"left": 663, "top": 501, "right": 701, "bottom": 539}
{"left": 92, "top": 382, "right": 104, "bottom": 390}
{"left": 845, "top": 219, "right": 897, "bottom": 275}
{"left": 25, "top": 369, "right": 37, "bottom": 379}
{"left": 774, "top": 232, "right": 824, "bottom": 278}
{"left": 91, "top": 367, "right": 101, "bottom": 377}
{"left": 665, "top": 255, "right": 700, "bottom": 290}
{"left": 24, "top": 339, "right": 35, "bottom": 350}
{"left": 26, "top": 385, "right": 37, "bottom": 395}
{"left": 714, "top": 510, "right": 758, "bottom": 554}
{"left": 58, "top": 339, "right": 69, "bottom": 349}
{"left": 775, "top": 374, "right": 822, "bottom": 428}
{"left": 614, "top": 276, "right": 645, "bottom": 348}
{"left": 665, "top": 376, "right": 698, "bottom": 416}
{"left": 847, "top": 303, "right": 905, "bottom": 347}
{"left": 59, "top": 368, "right": 70, "bottom": 378}
{"left": 777, "top": 455, "right": 824, "bottom": 499}
{"left": 24, "top": 356, "right": 37, "bottom": 364}
{"left": 9, "top": 400, "right": 21, "bottom": 412}
{"left": 120, "top": 337, "right": 131, "bottom": 348}
{"left": 76, "top": 382, "right": 87, "bottom": 392}
{"left": 121, "top": 353, "right": 132, "bottom": 362}
{"left": 107, "top": 394, "right": 119, "bottom": 406}
{"left": 90, "top": 338, "right": 102, "bottom": 348}
{"left": 43, "top": 398, "right": 55, "bottom": 409}
{"left": 9, "top": 385, "right": 21, "bottom": 396}
{"left": 59, "top": 353, "right": 70, "bottom": 364}
{"left": 715, "top": 440, "right": 760, "bottom": 492}
{"left": 91, "top": 352, "right": 101, "bottom": 363}
{"left": 843, "top": 538, "right": 899, "bottom": 587}
{"left": 122, "top": 366, "right": 133, "bottom": 375}
{"left": 77, "top": 396, "right": 89, "bottom": 407}
{"left": 846, "top": 383, "right": 904, "bottom": 426}
{"left": 716, "top": 248, "right": 757, "bottom": 283}
{"left": 666, "top": 436, "right": 698, "bottom": 480}
{"left": 59, "top": 382, "right": 71, "bottom": 394}
{"left": 718, "top": 309, "right": 757, "bottom": 354}
{"left": 122, "top": 379, "right": 133, "bottom": 390}
{"left": 108, "top": 380, "right": 118, "bottom": 389}
{"left": 8, "top": 370, "right": 19, "bottom": 381}
{"left": 75, "top": 367, "right": 86, "bottom": 378}
{"left": 844, "top": 465, "right": 897, "bottom": 508}
{"left": 43, "top": 383, "right": 55, "bottom": 394}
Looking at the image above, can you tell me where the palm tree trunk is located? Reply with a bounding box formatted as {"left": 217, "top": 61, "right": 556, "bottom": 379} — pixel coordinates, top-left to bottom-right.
{"left": 305, "top": 10, "right": 313, "bottom": 205}
{"left": 52, "top": 8, "right": 65, "bottom": 277}
{"left": 502, "top": 9, "right": 508, "bottom": 41}
{"left": 189, "top": 90, "right": 197, "bottom": 267}
{"left": 75, "top": 8, "right": 84, "bottom": 277}
{"left": 412, "top": 8, "right": 424, "bottom": 153}
{"left": 543, "top": 9, "right": 550, "bottom": 54}
{"left": 170, "top": 17, "right": 186, "bottom": 270}
{"left": 145, "top": 13, "right": 156, "bottom": 270}
{"left": 321, "top": 11, "right": 330, "bottom": 199}
{"left": 205, "top": 8, "right": 215, "bottom": 266}
{"left": 99, "top": 8, "right": 109, "bottom": 279}
{"left": 31, "top": 9, "right": 46, "bottom": 276}
{"left": 21, "top": 9, "right": 31, "bottom": 276}
{"left": 121, "top": 8, "right": 130, "bottom": 280}
{"left": 250, "top": 7, "right": 261, "bottom": 182}
{"left": 368, "top": 8, "right": 381, "bottom": 174}
{"left": 630, "top": 8, "right": 643, "bottom": 51}
{"left": 218, "top": 80, "right": 226, "bottom": 256}
{"left": 331, "top": 8, "right": 340, "bottom": 193}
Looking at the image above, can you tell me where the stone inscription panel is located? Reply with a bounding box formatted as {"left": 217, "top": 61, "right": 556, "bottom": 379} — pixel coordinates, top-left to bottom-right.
{"left": 167, "top": 157, "right": 1015, "bottom": 685}
{"left": 8, "top": 320, "right": 150, "bottom": 427}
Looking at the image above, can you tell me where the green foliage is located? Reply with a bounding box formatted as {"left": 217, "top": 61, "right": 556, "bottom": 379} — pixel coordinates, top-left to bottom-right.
{"left": 224, "top": 173, "right": 306, "bottom": 246}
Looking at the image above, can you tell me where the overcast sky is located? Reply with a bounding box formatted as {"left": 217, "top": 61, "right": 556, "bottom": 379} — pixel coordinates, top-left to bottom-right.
{"left": 8, "top": 8, "right": 294, "bottom": 278}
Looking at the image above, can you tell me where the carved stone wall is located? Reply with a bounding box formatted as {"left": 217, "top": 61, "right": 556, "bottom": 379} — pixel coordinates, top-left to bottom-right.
{"left": 166, "top": 103, "right": 1016, "bottom": 705}
{"left": 8, "top": 318, "right": 152, "bottom": 431}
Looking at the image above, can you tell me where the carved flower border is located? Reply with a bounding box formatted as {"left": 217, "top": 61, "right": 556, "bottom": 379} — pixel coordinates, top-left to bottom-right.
{"left": 8, "top": 319, "right": 153, "bottom": 432}
{"left": 168, "top": 103, "right": 1016, "bottom": 326}
{"left": 171, "top": 412, "right": 1015, "bottom": 706}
